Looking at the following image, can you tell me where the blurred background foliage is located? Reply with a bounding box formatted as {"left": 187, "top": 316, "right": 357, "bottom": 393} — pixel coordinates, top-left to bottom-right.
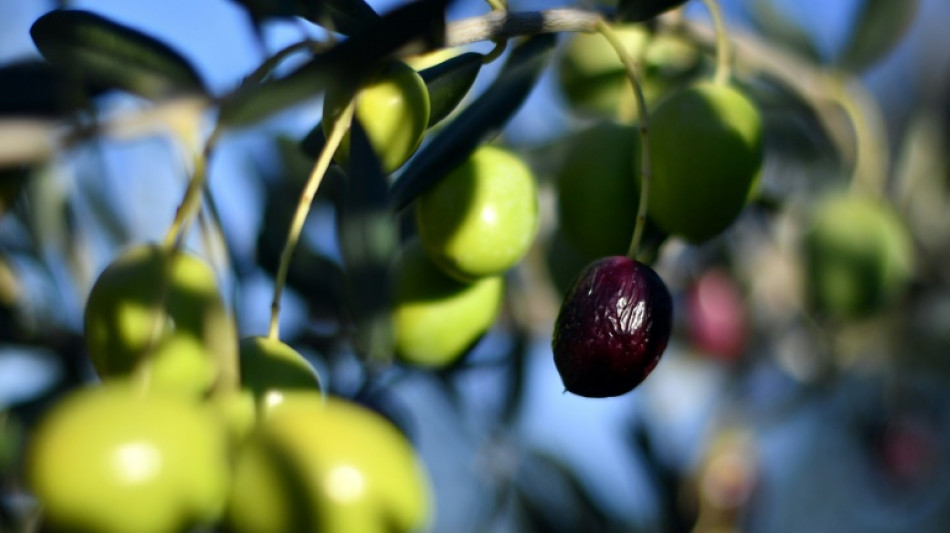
{"left": 0, "top": 0, "right": 949, "bottom": 531}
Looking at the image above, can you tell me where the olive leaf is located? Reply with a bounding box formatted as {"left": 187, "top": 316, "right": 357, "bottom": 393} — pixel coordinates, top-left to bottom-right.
{"left": 219, "top": 0, "right": 447, "bottom": 128}
{"left": 617, "top": 0, "right": 689, "bottom": 23}
{"left": 336, "top": 118, "right": 397, "bottom": 364}
{"left": 838, "top": 0, "right": 919, "bottom": 72}
{"left": 0, "top": 60, "right": 105, "bottom": 118}
{"left": 418, "top": 51, "right": 483, "bottom": 127}
{"left": 388, "top": 33, "right": 556, "bottom": 211}
{"left": 30, "top": 10, "right": 206, "bottom": 99}
{"left": 298, "top": 50, "right": 483, "bottom": 159}
{"left": 745, "top": 0, "right": 823, "bottom": 63}
{"left": 228, "top": 0, "right": 380, "bottom": 37}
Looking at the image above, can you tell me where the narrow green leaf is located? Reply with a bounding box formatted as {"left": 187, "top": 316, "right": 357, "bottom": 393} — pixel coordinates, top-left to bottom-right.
{"left": 0, "top": 60, "right": 103, "bottom": 117}
{"left": 219, "top": 0, "right": 448, "bottom": 128}
{"left": 418, "top": 51, "right": 483, "bottom": 127}
{"left": 838, "top": 0, "right": 919, "bottom": 71}
{"left": 299, "top": 0, "right": 381, "bottom": 36}
{"left": 30, "top": 10, "right": 206, "bottom": 99}
{"left": 617, "top": 0, "right": 689, "bottom": 23}
{"left": 388, "top": 34, "right": 556, "bottom": 211}
{"left": 745, "top": 0, "right": 823, "bottom": 62}
{"left": 337, "top": 118, "right": 397, "bottom": 363}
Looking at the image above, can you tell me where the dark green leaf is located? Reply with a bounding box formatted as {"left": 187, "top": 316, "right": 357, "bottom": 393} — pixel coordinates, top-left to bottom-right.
{"left": 0, "top": 60, "right": 104, "bottom": 117}
{"left": 838, "top": 0, "right": 919, "bottom": 71}
{"left": 298, "top": 0, "right": 381, "bottom": 36}
{"left": 418, "top": 51, "right": 483, "bottom": 127}
{"left": 617, "top": 0, "right": 689, "bottom": 23}
{"left": 388, "top": 33, "right": 556, "bottom": 211}
{"left": 337, "top": 118, "right": 397, "bottom": 364}
{"left": 219, "top": 0, "right": 448, "bottom": 128}
{"left": 298, "top": 50, "right": 483, "bottom": 159}
{"left": 745, "top": 0, "right": 823, "bottom": 62}
{"left": 228, "top": 0, "right": 380, "bottom": 37}
{"left": 30, "top": 10, "right": 206, "bottom": 99}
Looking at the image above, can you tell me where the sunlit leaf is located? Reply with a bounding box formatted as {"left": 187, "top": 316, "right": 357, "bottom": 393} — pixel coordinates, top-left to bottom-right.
{"left": 30, "top": 10, "right": 206, "bottom": 99}
{"left": 388, "top": 33, "right": 556, "bottom": 211}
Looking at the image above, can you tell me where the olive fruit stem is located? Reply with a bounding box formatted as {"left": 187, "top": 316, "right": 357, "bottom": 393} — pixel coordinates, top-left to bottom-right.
{"left": 823, "top": 73, "right": 889, "bottom": 197}
{"left": 269, "top": 99, "right": 356, "bottom": 341}
{"left": 595, "top": 19, "right": 654, "bottom": 259}
{"left": 163, "top": 127, "right": 221, "bottom": 249}
{"left": 484, "top": 0, "right": 506, "bottom": 12}
{"left": 700, "top": 0, "right": 731, "bottom": 86}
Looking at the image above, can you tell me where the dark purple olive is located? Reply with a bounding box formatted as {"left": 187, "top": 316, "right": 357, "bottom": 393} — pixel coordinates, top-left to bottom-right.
{"left": 552, "top": 256, "right": 673, "bottom": 398}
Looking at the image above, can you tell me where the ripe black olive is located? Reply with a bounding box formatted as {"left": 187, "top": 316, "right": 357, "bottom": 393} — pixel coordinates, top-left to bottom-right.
{"left": 552, "top": 256, "right": 673, "bottom": 398}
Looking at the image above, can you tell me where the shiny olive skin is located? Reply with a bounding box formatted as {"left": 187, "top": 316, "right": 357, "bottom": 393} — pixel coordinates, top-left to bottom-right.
{"left": 27, "top": 384, "right": 230, "bottom": 533}
{"left": 324, "top": 60, "right": 430, "bottom": 174}
{"left": 392, "top": 240, "right": 504, "bottom": 368}
{"left": 239, "top": 336, "right": 321, "bottom": 406}
{"left": 226, "top": 394, "right": 430, "bottom": 533}
{"left": 552, "top": 256, "right": 673, "bottom": 397}
{"left": 416, "top": 145, "right": 539, "bottom": 281}
{"left": 83, "top": 244, "right": 237, "bottom": 396}
{"left": 647, "top": 83, "right": 763, "bottom": 244}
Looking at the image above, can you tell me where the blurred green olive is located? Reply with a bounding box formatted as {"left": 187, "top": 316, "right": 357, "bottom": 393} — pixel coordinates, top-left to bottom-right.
{"left": 28, "top": 384, "right": 230, "bottom": 533}
{"left": 83, "top": 244, "right": 237, "bottom": 396}
{"left": 226, "top": 394, "right": 431, "bottom": 533}
{"left": 647, "top": 82, "right": 763, "bottom": 243}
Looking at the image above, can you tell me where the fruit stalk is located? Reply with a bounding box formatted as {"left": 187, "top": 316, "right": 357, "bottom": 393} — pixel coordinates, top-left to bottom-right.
{"left": 595, "top": 19, "right": 653, "bottom": 259}
{"left": 269, "top": 99, "right": 356, "bottom": 340}
{"left": 163, "top": 127, "right": 221, "bottom": 248}
{"left": 699, "top": 0, "right": 731, "bottom": 85}
{"left": 822, "top": 73, "right": 889, "bottom": 197}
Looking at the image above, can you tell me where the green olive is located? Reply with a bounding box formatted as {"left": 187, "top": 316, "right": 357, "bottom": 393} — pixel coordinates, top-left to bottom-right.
{"left": 239, "top": 336, "right": 322, "bottom": 409}
{"left": 324, "top": 60, "right": 430, "bottom": 174}
{"left": 558, "top": 25, "right": 701, "bottom": 117}
{"left": 393, "top": 240, "right": 504, "bottom": 368}
{"left": 226, "top": 394, "right": 430, "bottom": 533}
{"left": 804, "top": 192, "right": 914, "bottom": 319}
{"left": 416, "top": 145, "right": 539, "bottom": 281}
{"left": 27, "top": 384, "right": 230, "bottom": 533}
{"left": 647, "top": 82, "right": 763, "bottom": 243}
{"left": 556, "top": 121, "right": 641, "bottom": 258}
{"left": 83, "top": 244, "right": 238, "bottom": 396}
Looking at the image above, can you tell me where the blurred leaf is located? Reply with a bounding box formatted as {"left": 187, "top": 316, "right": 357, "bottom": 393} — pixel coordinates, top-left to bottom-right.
{"left": 838, "top": 0, "right": 919, "bottom": 72}
{"left": 745, "top": 0, "right": 823, "bottom": 62}
{"left": 418, "top": 51, "right": 483, "bottom": 127}
{"left": 388, "top": 33, "right": 556, "bottom": 211}
{"left": 499, "top": 329, "right": 529, "bottom": 426}
{"left": 618, "top": 0, "right": 689, "bottom": 23}
{"left": 298, "top": 51, "right": 482, "bottom": 160}
{"left": 336, "top": 118, "right": 397, "bottom": 364}
{"left": 29, "top": 10, "right": 206, "bottom": 99}
{"left": 0, "top": 60, "right": 103, "bottom": 118}
{"left": 299, "top": 0, "right": 381, "bottom": 36}
{"left": 515, "top": 450, "right": 617, "bottom": 533}
{"left": 228, "top": 0, "right": 380, "bottom": 36}
{"left": 219, "top": 0, "right": 447, "bottom": 128}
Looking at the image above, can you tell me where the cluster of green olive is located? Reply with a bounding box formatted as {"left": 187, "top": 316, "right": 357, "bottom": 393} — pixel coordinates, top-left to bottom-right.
{"left": 323, "top": 59, "right": 540, "bottom": 369}
{"left": 28, "top": 242, "right": 430, "bottom": 533}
